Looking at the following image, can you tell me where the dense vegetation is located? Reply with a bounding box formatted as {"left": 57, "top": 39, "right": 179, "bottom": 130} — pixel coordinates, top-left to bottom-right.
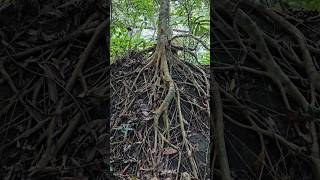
{"left": 281, "top": 0, "right": 320, "bottom": 10}
{"left": 111, "top": 0, "right": 209, "bottom": 64}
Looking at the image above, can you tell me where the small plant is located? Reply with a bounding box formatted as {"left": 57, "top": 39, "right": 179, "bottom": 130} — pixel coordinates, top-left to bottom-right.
{"left": 283, "top": 0, "right": 320, "bottom": 10}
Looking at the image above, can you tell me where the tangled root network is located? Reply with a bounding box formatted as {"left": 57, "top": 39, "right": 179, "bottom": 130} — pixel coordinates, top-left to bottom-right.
{"left": 110, "top": 48, "right": 210, "bottom": 179}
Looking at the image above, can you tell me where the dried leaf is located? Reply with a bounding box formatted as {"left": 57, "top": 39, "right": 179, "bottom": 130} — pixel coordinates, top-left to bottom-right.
{"left": 160, "top": 169, "right": 175, "bottom": 176}
{"left": 16, "top": 41, "right": 30, "bottom": 48}
{"left": 142, "top": 111, "right": 149, "bottom": 116}
{"left": 229, "top": 78, "right": 235, "bottom": 91}
{"left": 253, "top": 151, "right": 265, "bottom": 172}
{"left": 28, "top": 29, "right": 38, "bottom": 36}
{"left": 61, "top": 177, "right": 88, "bottom": 180}
{"left": 86, "top": 148, "right": 96, "bottom": 162}
{"left": 305, "top": 121, "right": 310, "bottom": 130}
{"left": 47, "top": 79, "right": 58, "bottom": 103}
{"left": 41, "top": 33, "right": 55, "bottom": 42}
{"left": 71, "top": 158, "right": 81, "bottom": 167}
{"left": 47, "top": 9, "right": 64, "bottom": 18}
{"left": 129, "top": 176, "right": 138, "bottom": 180}
{"left": 62, "top": 155, "right": 67, "bottom": 168}
{"left": 144, "top": 117, "right": 153, "bottom": 121}
{"left": 181, "top": 172, "right": 191, "bottom": 180}
{"left": 163, "top": 147, "right": 178, "bottom": 155}
{"left": 32, "top": 77, "right": 43, "bottom": 103}
{"left": 40, "top": 64, "right": 59, "bottom": 102}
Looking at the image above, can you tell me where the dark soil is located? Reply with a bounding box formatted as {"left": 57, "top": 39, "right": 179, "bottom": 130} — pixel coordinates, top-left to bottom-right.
{"left": 0, "top": 1, "right": 110, "bottom": 179}
{"left": 212, "top": 2, "right": 320, "bottom": 180}
{"left": 110, "top": 50, "right": 210, "bottom": 179}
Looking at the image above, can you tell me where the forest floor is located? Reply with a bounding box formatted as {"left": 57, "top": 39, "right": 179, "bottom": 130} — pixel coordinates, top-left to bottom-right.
{"left": 213, "top": 2, "right": 320, "bottom": 180}
{"left": 0, "top": 1, "right": 109, "bottom": 179}
{"left": 110, "top": 50, "right": 210, "bottom": 179}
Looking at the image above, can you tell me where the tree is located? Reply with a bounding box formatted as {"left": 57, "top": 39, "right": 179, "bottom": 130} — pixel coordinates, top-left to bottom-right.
{"left": 111, "top": 0, "right": 209, "bottom": 179}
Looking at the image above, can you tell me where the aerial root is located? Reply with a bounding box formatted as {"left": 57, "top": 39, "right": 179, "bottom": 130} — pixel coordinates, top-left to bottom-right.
{"left": 212, "top": 1, "right": 320, "bottom": 179}
{"left": 176, "top": 89, "right": 199, "bottom": 179}
{"left": 111, "top": 44, "right": 209, "bottom": 179}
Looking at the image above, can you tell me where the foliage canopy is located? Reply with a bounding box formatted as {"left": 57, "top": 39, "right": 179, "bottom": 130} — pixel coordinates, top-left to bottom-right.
{"left": 111, "top": 0, "right": 209, "bottom": 65}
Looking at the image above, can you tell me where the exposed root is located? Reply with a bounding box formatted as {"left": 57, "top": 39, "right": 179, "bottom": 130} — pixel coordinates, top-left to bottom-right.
{"left": 111, "top": 45, "right": 209, "bottom": 179}
{"left": 176, "top": 89, "right": 199, "bottom": 179}
{"left": 213, "top": 0, "right": 320, "bottom": 179}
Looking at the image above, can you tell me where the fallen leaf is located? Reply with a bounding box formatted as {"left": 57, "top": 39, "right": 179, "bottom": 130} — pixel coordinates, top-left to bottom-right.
{"left": 129, "top": 176, "right": 137, "bottom": 180}
{"left": 61, "top": 177, "right": 88, "bottom": 180}
{"left": 86, "top": 148, "right": 96, "bottom": 162}
{"left": 163, "top": 147, "right": 178, "bottom": 155}
{"left": 71, "top": 158, "right": 81, "bottom": 167}
{"left": 28, "top": 29, "right": 38, "bottom": 36}
{"left": 229, "top": 78, "right": 235, "bottom": 91}
{"left": 253, "top": 151, "right": 265, "bottom": 172}
{"left": 181, "top": 172, "right": 191, "bottom": 180}
{"left": 160, "top": 169, "right": 175, "bottom": 176}
{"left": 16, "top": 41, "right": 30, "bottom": 48}
{"left": 142, "top": 111, "right": 149, "bottom": 116}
